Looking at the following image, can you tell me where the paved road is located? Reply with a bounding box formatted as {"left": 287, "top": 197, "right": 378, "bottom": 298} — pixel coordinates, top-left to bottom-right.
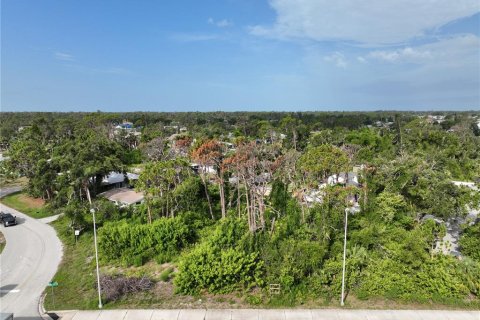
{"left": 0, "top": 186, "right": 22, "bottom": 198}
{"left": 0, "top": 187, "right": 63, "bottom": 319}
{"left": 53, "top": 309, "right": 480, "bottom": 320}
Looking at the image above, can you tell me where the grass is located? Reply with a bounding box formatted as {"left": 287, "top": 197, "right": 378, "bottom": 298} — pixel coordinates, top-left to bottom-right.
{"left": 0, "top": 191, "right": 54, "bottom": 219}
{"left": 0, "top": 231, "right": 5, "bottom": 254}
{"left": 44, "top": 217, "right": 99, "bottom": 310}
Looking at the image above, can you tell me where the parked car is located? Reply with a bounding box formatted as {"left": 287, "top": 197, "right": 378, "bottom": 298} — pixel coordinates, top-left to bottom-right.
{"left": 0, "top": 213, "right": 17, "bottom": 227}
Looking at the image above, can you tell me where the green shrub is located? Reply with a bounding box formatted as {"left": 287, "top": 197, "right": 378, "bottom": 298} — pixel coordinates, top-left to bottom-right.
{"left": 174, "top": 243, "right": 264, "bottom": 294}
{"left": 460, "top": 223, "right": 480, "bottom": 261}
{"left": 356, "top": 256, "right": 472, "bottom": 300}
{"left": 98, "top": 217, "right": 193, "bottom": 266}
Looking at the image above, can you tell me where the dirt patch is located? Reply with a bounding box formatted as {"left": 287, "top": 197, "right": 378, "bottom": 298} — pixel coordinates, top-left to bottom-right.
{"left": 18, "top": 194, "right": 45, "bottom": 208}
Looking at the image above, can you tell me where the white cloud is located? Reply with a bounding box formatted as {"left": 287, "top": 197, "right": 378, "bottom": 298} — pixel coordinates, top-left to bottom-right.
{"left": 367, "top": 47, "right": 432, "bottom": 63}
{"left": 357, "top": 56, "right": 367, "bottom": 63}
{"left": 207, "top": 17, "right": 233, "bottom": 28}
{"left": 323, "top": 52, "right": 347, "bottom": 68}
{"left": 251, "top": 0, "right": 479, "bottom": 45}
{"left": 365, "top": 34, "right": 479, "bottom": 64}
{"left": 54, "top": 52, "right": 74, "bottom": 61}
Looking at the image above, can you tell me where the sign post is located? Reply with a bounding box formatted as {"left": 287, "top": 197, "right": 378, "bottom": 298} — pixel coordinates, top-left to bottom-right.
{"left": 74, "top": 229, "right": 80, "bottom": 244}
{"left": 48, "top": 281, "right": 59, "bottom": 309}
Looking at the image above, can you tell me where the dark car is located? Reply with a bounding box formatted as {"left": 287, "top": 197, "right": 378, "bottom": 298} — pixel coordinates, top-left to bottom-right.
{"left": 0, "top": 213, "right": 17, "bottom": 227}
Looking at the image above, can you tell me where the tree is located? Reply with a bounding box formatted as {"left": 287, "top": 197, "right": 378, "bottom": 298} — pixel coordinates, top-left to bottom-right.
{"left": 191, "top": 140, "right": 226, "bottom": 218}
{"left": 299, "top": 144, "right": 349, "bottom": 183}
{"left": 53, "top": 129, "right": 125, "bottom": 205}
{"left": 136, "top": 158, "right": 190, "bottom": 223}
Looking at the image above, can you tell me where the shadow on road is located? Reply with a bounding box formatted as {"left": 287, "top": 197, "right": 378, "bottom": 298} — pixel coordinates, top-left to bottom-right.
{"left": 0, "top": 284, "right": 18, "bottom": 298}
{"left": 14, "top": 217, "right": 26, "bottom": 225}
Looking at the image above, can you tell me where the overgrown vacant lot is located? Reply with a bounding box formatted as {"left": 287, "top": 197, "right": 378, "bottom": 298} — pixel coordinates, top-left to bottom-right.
{"left": 44, "top": 214, "right": 480, "bottom": 311}
{"left": 0, "top": 191, "right": 53, "bottom": 219}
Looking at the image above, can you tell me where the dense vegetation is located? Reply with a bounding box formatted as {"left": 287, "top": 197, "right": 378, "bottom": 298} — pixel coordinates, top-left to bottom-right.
{"left": 2, "top": 111, "right": 480, "bottom": 307}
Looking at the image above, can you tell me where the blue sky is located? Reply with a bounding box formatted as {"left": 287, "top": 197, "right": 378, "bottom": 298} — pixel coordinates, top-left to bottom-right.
{"left": 1, "top": 0, "right": 479, "bottom": 112}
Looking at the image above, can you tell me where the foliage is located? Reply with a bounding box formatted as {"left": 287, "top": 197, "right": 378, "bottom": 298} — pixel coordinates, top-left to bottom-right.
{"left": 175, "top": 218, "right": 264, "bottom": 294}
{"left": 98, "top": 217, "right": 194, "bottom": 266}
{"left": 299, "top": 144, "right": 349, "bottom": 182}
{"left": 459, "top": 223, "right": 480, "bottom": 261}
{"left": 357, "top": 256, "right": 472, "bottom": 300}
{"left": 175, "top": 243, "right": 264, "bottom": 294}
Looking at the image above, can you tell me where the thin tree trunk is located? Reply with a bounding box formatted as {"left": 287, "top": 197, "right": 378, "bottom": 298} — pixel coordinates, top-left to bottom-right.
{"left": 219, "top": 183, "right": 226, "bottom": 219}
{"left": 147, "top": 200, "right": 152, "bottom": 224}
{"left": 201, "top": 174, "right": 214, "bottom": 219}
{"left": 237, "top": 178, "right": 241, "bottom": 217}
{"left": 85, "top": 185, "right": 92, "bottom": 205}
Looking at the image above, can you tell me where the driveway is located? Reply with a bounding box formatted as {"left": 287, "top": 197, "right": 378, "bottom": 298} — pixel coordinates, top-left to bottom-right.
{"left": 0, "top": 188, "right": 63, "bottom": 319}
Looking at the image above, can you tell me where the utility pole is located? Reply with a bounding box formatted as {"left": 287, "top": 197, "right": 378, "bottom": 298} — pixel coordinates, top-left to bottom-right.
{"left": 86, "top": 188, "right": 103, "bottom": 309}
{"left": 340, "top": 207, "right": 349, "bottom": 306}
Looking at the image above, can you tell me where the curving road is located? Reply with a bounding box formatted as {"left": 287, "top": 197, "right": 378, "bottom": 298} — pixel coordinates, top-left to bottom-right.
{"left": 0, "top": 187, "right": 63, "bottom": 319}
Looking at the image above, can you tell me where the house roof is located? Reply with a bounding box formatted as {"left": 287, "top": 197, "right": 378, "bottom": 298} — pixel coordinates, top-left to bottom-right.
{"left": 102, "top": 172, "right": 139, "bottom": 185}
{"left": 99, "top": 188, "right": 144, "bottom": 205}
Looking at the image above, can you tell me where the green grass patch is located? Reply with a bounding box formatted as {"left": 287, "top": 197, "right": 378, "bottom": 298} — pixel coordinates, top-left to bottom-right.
{"left": 44, "top": 216, "right": 99, "bottom": 310}
{"left": 0, "top": 231, "right": 5, "bottom": 254}
{"left": 159, "top": 267, "right": 174, "bottom": 282}
{"left": 0, "top": 191, "right": 54, "bottom": 219}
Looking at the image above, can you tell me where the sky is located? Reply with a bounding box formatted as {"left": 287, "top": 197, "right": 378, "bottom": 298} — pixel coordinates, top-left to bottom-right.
{"left": 1, "top": 0, "right": 479, "bottom": 112}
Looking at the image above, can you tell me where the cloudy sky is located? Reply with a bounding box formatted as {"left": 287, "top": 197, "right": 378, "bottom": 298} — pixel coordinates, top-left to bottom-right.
{"left": 2, "top": 0, "right": 479, "bottom": 111}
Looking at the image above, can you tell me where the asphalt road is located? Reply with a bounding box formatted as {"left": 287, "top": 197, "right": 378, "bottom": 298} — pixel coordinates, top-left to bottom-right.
{"left": 0, "top": 187, "right": 63, "bottom": 319}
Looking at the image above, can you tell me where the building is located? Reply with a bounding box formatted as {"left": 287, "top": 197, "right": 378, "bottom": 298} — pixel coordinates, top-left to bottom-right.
{"left": 98, "top": 188, "right": 144, "bottom": 207}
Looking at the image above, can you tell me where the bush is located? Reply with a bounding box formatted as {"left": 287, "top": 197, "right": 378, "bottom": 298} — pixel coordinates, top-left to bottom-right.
{"left": 98, "top": 217, "right": 193, "bottom": 265}
{"left": 356, "top": 256, "right": 472, "bottom": 300}
{"left": 460, "top": 223, "right": 480, "bottom": 261}
{"left": 174, "top": 243, "right": 264, "bottom": 295}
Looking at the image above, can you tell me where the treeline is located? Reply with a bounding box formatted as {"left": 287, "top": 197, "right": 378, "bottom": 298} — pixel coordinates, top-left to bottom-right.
{"left": 2, "top": 110, "right": 478, "bottom": 145}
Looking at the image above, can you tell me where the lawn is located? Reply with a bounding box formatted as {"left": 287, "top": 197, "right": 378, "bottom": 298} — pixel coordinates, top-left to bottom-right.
{"left": 43, "top": 217, "right": 100, "bottom": 310}
{"left": 0, "top": 191, "right": 54, "bottom": 219}
{"left": 0, "top": 231, "right": 5, "bottom": 254}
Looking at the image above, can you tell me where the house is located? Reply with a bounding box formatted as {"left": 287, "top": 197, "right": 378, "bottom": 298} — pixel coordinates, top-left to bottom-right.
{"left": 98, "top": 188, "right": 144, "bottom": 207}
{"left": 190, "top": 163, "right": 216, "bottom": 175}
{"left": 222, "top": 142, "right": 236, "bottom": 151}
{"left": 452, "top": 180, "right": 478, "bottom": 191}
{"left": 98, "top": 172, "right": 139, "bottom": 192}
{"left": 327, "top": 172, "right": 359, "bottom": 187}
{"left": 426, "top": 115, "right": 446, "bottom": 124}
{"left": 18, "top": 125, "right": 32, "bottom": 132}
{"left": 115, "top": 121, "right": 134, "bottom": 130}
